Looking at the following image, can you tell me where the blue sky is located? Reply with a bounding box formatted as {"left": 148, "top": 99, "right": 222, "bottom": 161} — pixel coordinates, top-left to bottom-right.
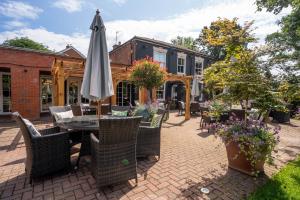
{"left": 0, "top": 0, "right": 289, "bottom": 54}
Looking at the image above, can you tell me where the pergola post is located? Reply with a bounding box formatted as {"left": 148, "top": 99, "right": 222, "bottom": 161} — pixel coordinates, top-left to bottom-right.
{"left": 57, "top": 61, "right": 65, "bottom": 106}
{"left": 111, "top": 79, "right": 118, "bottom": 105}
{"left": 185, "top": 79, "right": 191, "bottom": 120}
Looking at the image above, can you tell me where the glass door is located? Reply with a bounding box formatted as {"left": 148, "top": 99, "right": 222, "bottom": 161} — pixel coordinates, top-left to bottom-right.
{"left": 0, "top": 73, "right": 11, "bottom": 113}
{"left": 67, "top": 78, "right": 88, "bottom": 105}
{"left": 67, "top": 79, "right": 79, "bottom": 105}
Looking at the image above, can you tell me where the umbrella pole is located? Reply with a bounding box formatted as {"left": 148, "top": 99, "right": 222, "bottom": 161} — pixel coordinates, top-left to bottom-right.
{"left": 97, "top": 100, "right": 102, "bottom": 117}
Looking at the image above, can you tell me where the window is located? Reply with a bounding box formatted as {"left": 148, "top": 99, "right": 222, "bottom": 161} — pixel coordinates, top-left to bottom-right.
{"left": 156, "top": 84, "right": 165, "bottom": 100}
{"left": 0, "top": 73, "right": 11, "bottom": 113}
{"left": 177, "top": 53, "right": 186, "bottom": 74}
{"left": 40, "top": 76, "right": 52, "bottom": 112}
{"left": 177, "top": 58, "right": 185, "bottom": 74}
{"left": 153, "top": 47, "right": 167, "bottom": 68}
{"left": 195, "top": 57, "right": 204, "bottom": 76}
{"left": 117, "top": 81, "right": 138, "bottom": 106}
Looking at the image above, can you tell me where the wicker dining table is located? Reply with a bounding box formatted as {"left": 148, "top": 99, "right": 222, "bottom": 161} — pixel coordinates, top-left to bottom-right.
{"left": 56, "top": 115, "right": 106, "bottom": 167}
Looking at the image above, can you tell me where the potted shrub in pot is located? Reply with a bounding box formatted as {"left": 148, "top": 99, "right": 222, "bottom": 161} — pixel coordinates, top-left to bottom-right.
{"left": 214, "top": 120, "right": 280, "bottom": 176}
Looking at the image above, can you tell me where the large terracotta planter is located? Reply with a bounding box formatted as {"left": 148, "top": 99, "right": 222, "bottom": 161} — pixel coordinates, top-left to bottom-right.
{"left": 225, "top": 141, "right": 266, "bottom": 176}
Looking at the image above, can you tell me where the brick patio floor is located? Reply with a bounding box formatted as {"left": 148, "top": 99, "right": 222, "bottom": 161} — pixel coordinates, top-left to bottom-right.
{"left": 0, "top": 113, "right": 299, "bottom": 200}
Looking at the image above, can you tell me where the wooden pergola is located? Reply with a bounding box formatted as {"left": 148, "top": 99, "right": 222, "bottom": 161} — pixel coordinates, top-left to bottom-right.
{"left": 51, "top": 58, "right": 192, "bottom": 120}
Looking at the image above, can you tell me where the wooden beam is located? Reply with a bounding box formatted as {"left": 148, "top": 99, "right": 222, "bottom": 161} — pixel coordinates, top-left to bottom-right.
{"left": 111, "top": 78, "right": 117, "bottom": 105}
{"left": 185, "top": 79, "right": 191, "bottom": 120}
{"left": 57, "top": 61, "right": 65, "bottom": 106}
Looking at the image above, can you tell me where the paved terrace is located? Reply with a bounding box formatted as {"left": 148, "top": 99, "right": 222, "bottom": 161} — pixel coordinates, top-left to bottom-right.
{"left": 0, "top": 113, "right": 299, "bottom": 200}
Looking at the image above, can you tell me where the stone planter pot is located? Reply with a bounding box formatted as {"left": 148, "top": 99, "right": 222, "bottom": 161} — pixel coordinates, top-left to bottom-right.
{"left": 225, "top": 141, "right": 266, "bottom": 176}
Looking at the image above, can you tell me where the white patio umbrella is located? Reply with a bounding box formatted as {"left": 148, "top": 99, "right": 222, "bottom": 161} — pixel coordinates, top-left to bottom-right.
{"left": 81, "top": 10, "right": 114, "bottom": 115}
{"left": 191, "top": 76, "right": 200, "bottom": 101}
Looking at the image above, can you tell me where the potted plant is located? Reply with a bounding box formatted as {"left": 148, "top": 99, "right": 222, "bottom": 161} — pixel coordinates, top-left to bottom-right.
{"left": 214, "top": 119, "right": 280, "bottom": 176}
{"left": 130, "top": 57, "right": 166, "bottom": 104}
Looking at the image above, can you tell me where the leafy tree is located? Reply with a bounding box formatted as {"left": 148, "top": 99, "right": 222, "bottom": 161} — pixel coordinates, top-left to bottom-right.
{"left": 171, "top": 36, "right": 198, "bottom": 51}
{"left": 256, "top": 0, "right": 300, "bottom": 112}
{"left": 203, "top": 18, "right": 281, "bottom": 120}
{"left": 130, "top": 57, "right": 166, "bottom": 102}
{"left": 256, "top": 0, "right": 300, "bottom": 75}
{"left": 2, "top": 37, "right": 51, "bottom": 52}
{"left": 197, "top": 18, "right": 256, "bottom": 60}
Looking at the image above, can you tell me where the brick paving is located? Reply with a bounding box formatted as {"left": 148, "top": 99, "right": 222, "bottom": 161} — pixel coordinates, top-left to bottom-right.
{"left": 0, "top": 113, "right": 299, "bottom": 200}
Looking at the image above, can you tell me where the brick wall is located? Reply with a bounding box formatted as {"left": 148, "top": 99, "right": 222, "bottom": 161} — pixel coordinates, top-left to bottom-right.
{"left": 109, "top": 42, "right": 133, "bottom": 65}
{"left": 0, "top": 47, "right": 54, "bottom": 120}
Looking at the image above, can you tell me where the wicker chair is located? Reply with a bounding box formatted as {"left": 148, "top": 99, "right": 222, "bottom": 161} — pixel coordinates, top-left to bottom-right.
{"left": 190, "top": 102, "right": 200, "bottom": 115}
{"left": 137, "top": 111, "right": 165, "bottom": 159}
{"left": 90, "top": 116, "right": 142, "bottom": 189}
{"left": 200, "top": 112, "right": 216, "bottom": 133}
{"left": 71, "top": 105, "right": 82, "bottom": 116}
{"left": 49, "top": 106, "right": 82, "bottom": 146}
{"left": 12, "top": 112, "right": 71, "bottom": 183}
{"left": 111, "top": 105, "right": 131, "bottom": 112}
{"left": 229, "top": 109, "right": 246, "bottom": 121}
{"left": 49, "top": 106, "right": 72, "bottom": 126}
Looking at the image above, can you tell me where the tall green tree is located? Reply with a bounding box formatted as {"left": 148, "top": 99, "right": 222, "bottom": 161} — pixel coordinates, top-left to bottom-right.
{"left": 256, "top": 0, "right": 300, "bottom": 74}
{"left": 197, "top": 18, "right": 256, "bottom": 60}
{"left": 203, "top": 18, "right": 280, "bottom": 119}
{"left": 170, "top": 36, "right": 198, "bottom": 51}
{"left": 2, "top": 37, "right": 51, "bottom": 52}
{"left": 256, "top": 0, "right": 300, "bottom": 106}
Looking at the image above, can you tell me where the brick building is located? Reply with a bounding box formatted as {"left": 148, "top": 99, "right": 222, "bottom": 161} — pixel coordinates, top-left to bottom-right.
{"left": 110, "top": 36, "right": 214, "bottom": 106}
{"left": 0, "top": 45, "right": 85, "bottom": 120}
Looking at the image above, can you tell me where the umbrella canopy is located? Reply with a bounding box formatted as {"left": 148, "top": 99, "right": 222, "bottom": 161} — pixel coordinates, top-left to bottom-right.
{"left": 191, "top": 76, "right": 200, "bottom": 99}
{"left": 81, "top": 10, "right": 114, "bottom": 101}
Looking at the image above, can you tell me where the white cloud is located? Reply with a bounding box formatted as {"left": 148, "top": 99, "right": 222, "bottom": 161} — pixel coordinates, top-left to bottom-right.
{"left": 112, "top": 0, "right": 127, "bottom": 6}
{"left": 105, "top": 0, "right": 289, "bottom": 47}
{"left": 0, "top": 0, "right": 290, "bottom": 55}
{"left": 0, "top": 28, "right": 90, "bottom": 53}
{"left": 3, "top": 20, "right": 28, "bottom": 30}
{"left": 53, "top": 0, "right": 84, "bottom": 13}
{"left": 0, "top": 1, "right": 43, "bottom": 19}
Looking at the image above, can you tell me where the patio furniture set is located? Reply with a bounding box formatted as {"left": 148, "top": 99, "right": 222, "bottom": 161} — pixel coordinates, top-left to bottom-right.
{"left": 12, "top": 105, "right": 165, "bottom": 191}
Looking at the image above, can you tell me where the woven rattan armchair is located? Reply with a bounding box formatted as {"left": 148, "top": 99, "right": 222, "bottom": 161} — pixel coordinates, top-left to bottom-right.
{"left": 137, "top": 111, "right": 165, "bottom": 159}
{"left": 12, "top": 112, "right": 71, "bottom": 183}
{"left": 71, "top": 105, "right": 82, "bottom": 116}
{"left": 90, "top": 116, "right": 142, "bottom": 189}
{"left": 229, "top": 109, "right": 246, "bottom": 121}
{"left": 190, "top": 102, "right": 200, "bottom": 115}
{"left": 49, "top": 106, "right": 72, "bottom": 126}
{"left": 49, "top": 106, "right": 94, "bottom": 161}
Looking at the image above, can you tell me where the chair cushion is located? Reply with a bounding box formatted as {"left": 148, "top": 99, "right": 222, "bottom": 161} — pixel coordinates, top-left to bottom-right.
{"left": 112, "top": 110, "right": 128, "bottom": 117}
{"left": 150, "top": 114, "right": 161, "bottom": 128}
{"left": 54, "top": 110, "right": 74, "bottom": 122}
{"left": 23, "top": 119, "right": 41, "bottom": 136}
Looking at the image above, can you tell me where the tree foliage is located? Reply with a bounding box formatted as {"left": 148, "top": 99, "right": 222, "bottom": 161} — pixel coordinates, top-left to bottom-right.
{"left": 130, "top": 57, "right": 166, "bottom": 90}
{"left": 2, "top": 37, "right": 51, "bottom": 52}
{"left": 197, "top": 18, "right": 256, "bottom": 60}
{"left": 256, "top": 0, "right": 300, "bottom": 107}
{"left": 202, "top": 18, "right": 281, "bottom": 117}
{"left": 256, "top": 0, "right": 300, "bottom": 75}
{"left": 170, "top": 36, "right": 198, "bottom": 51}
